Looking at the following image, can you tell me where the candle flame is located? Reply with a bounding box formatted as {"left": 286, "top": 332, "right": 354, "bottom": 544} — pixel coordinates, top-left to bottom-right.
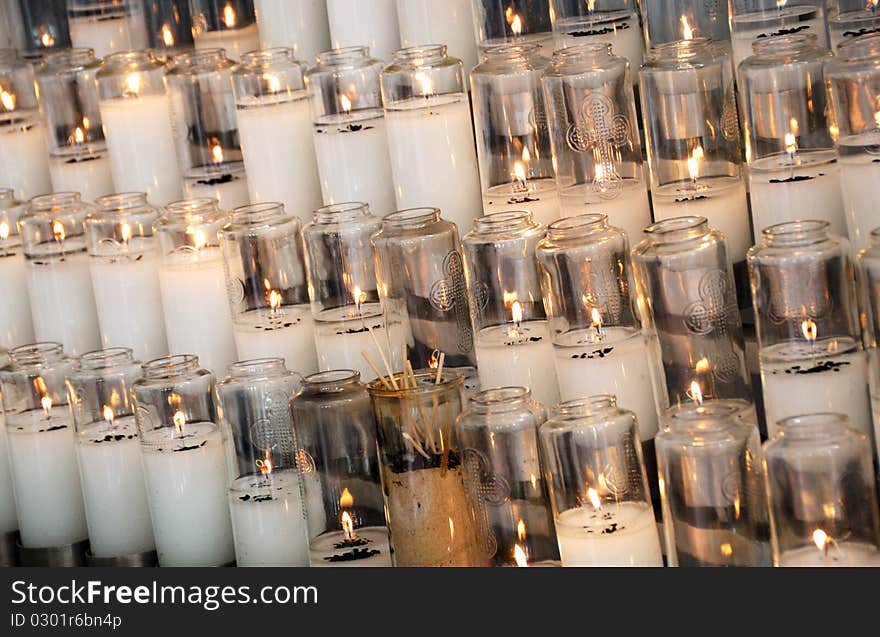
{"left": 52, "top": 220, "right": 65, "bottom": 242}
{"left": 517, "top": 519, "right": 527, "bottom": 542}
{"left": 777, "top": 0, "right": 787, "bottom": 9}
{"left": 41, "top": 395, "right": 52, "bottom": 415}
{"left": 188, "top": 227, "right": 208, "bottom": 250}
{"left": 120, "top": 222, "right": 132, "bottom": 243}
{"left": 40, "top": 28, "right": 54, "bottom": 47}
{"left": 513, "top": 161, "right": 528, "bottom": 188}
{"left": 352, "top": 285, "right": 366, "bottom": 306}
{"left": 689, "top": 380, "right": 704, "bottom": 405}
{"left": 586, "top": 0, "right": 596, "bottom": 11}
{"left": 339, "top": 487, "right": 354, "bottom": 508}
{"left": 0, "top": 89, "right": 15, "bottom": 111}
{"left": 587, "top": 487, "right": 602, "bottom": 510}
{"left": 268, "top": 289, "right": 282, "bottom": 311}
{"left": 511, "top": 300, "right": 523, "bottom": 326}
{"left": 511, "top": 14, "right": 523, "bottom": 35}
{"left": 340, "top": 94, "right": 352, "bottom": 113}
{"left": 801, "top": 318, "right": 818, "bottom": 342}
{"left": 514, "top": 544, "right": 528, "bottom": 567}
{"left": 813, "top": 529, "right": 829, "bottom": 551}
{"left": 681, "top": 15, "right": 694, "bottom": 40}
{"left": 210, "top": 140, "right": 224, "bottom": 164}
{"left": 428, "top": 349, "right": 440, "bottom": 369}
{"left": 172, "top": 410, "right": 186, "bottom": 433}
{"left": 126, "top": 73, "right": 141, "bottom": 96}
{"left": 341, "top": 510, "right": 356, "bottom": 540}
{"left": 102, "top": 405, "right": 114, "bottom": 423}
{"left": 875, "top": 110, "right": 880, "bottom": 129}
{"left": 448, "top": 517, "right": 455, "bottom": 542}
{"left": 0, "top": 221, "right": 9, "bottom": 240}
{"left": 415, "top": 72, "right": 433, "bottom": 96}
{"left": 688, "top": 146, "right": 704, "bottom": 181}
{"left": 258, "top": 450, "right": 273, "bottom": 475}
{"left": 264, "top": 73, "right": 281, "bottom": 93}
{"left": 591, "top": 307, "right": 602, "bottom": 329}
{"left": 162, "top": 24, "right": 175, "bottom": 47}
{"left": 74, "top": 126, "right": 85, "bottom": 144}
{"left": 223, "top": 3, "right": 237, "bottom": 27}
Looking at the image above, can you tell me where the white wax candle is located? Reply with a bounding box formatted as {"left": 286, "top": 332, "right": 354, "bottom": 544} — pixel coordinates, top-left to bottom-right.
{"left": 75, "top": 416, "right": 155, "bottom": 558}
{"left": 396, "top": 0, "right": 478, "bottom": 72}
{"left": 91, "top": 251, "right": 168, "bottom": 363}
{"left": 327, "top": 0, "right": 400, "bottom": 61}
{"left": 309, "top": 526, "right": 393, "bottom": 567}
{"left": 731, "top": 7, "right": 827, "bottom": 69}
{"left": 553, "top": 9, "right": 643, "bottom": 72}
{"left": 7, "top": 408, "right": 88, "bottom": 548}
{"left": 313, "top": 113, "right": 396, "bottom": 215}
{"left": 183, "top": 170, "right": 252, "bottom": 211}
{"left": 228, "top": 470, "right": 310, "bottom": 567}
{"left": 0, "top": 414, "right": 17, "bottom": 534}
{"left": 475, "top": 321, "right": 560, "bottom": 408}
{"left": 313, "top": 307, "right": 407, "bottom": 381}
{"left": 49, "top": 153, "right": 115, "bottom": 204}
{"left": 194, "top": 23, "right": 261, "bottom": 62}
{"left": 237, "top": 94, "right": 322, "bottom": 225}
{"left": 560, "top": 179, "right": 653, "bottom": 246}
{"left": 158, "top": 246, "right": 237, "bottom": 375}
{"left": 554, "top": 327, "right": 659, "bottom": 442}
{"left": 99, "top": 93, "right": 183, "bottom": 205}
{"left": 68, "top": 13, "right": 148, "bottom": 59}
{"left": 255, "top": 0, "right": 330, "bottom": 62}
{"left": 0, "top": 121, "right": 52, "bottom": 201}
{"left": 0, "top": 250, "right": 34, "bottom": 349}
{"left": 483, "top": 178, "right": 562, "bottom": 228}
{"left": 837, "top": 134, "right": 880, "bottom": 251}
{"left": 233, "top": 305, "right": 318, "bottom": 376}
{"left": 26, "top": 251, "right": 102, "bottom": 356}
{"left": 779, "top": 542, "right": 880, "bottom": 567}
{"left": 386, "top": 95, "right": 482, "bottom": 233}
{"left": 556, "top": 502, "right": 663, "bottom": 567}
{"left": 141, "top": 423, "right": 234, "bottom": 567}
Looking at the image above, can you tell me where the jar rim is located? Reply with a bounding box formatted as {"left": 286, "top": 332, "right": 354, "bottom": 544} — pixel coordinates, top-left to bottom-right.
{"left": 775, "top": 413, "right": 850, "bottom": 440}
{"left": 470, "top": 386, "right": 531, "bottom": 407}
{"left": 643, "top": 215, "right": 708, "bottom": 243}
{"left": 78, "top": 347, "right": 136, "bottom": 370}
{"left": 303, "top": 369, "right": 361, "bottom": 387}
{"left": 9, "top": 341, "right": 64, "bottom": 365}
{"left": 239, "top": 47, "right": 296, "bottom": 67}
{"left": 100, "top": 49, "right": 162, "bottom": 71}
{"left": 382, "top": 207, "right": 441, "bottom": 228}
{"left": 94, "top": 192, "right": 151, "bottom": 211}
{"left": 40, "top": 47, "right": 98, "bottom": 72}
{"left": 161, "top": 198, "right": 226, "bottom": 225}
{"left": 761, "top": 219, "right": 831, "bottom": 246}
{"left": 390, "top": 44, "right": 449, "bottom": 65}
{"left": 313, "top": 201, "right": 371, "bottom": 223}
{"left": 546, "top": 213, "right": 609, "bottom": 240}
{"left": 142, "top": 354, "right": 201, "bottom": 379}
{"left": 314, "top": 46, "right": 371, "bottom": 68}
{"left": 227, "top": 202, "right": 293, "bottom": 229}
{"left": 226, "top": 357, "right": 289, "bottom": 379}
{"left": 470, "top": 210, "right": 538, "bottom": 236}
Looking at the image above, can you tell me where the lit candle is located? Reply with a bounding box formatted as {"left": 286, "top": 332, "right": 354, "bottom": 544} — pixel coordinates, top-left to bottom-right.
{"left": 182, "top": 141, "right": 251, "bottom": 211}
{"left": 192, "top": 2, "right": 261, "bottom": 61}
{"left": 551, "top": 0, "right": 644, "bottom": 73}
{"left": 828, "top": 0, "right": 880, "bottom": 49}
{"left": 47, "top": 123, "right": 115, "bottom": 203}
{"left": 484, "top": 148, "right": 562, "bottom": 227}
{"left": 730, "top": 0, "right": 828, "bottom": 69}
{"left": 309, "top": 489, "right": 393, "bottom": 567}
{"left": 0, "top": 81, "right": 51, "bottom": 201}
{"left": 779, "top": 528, "right": 880, "bottom": 567}
{"left": 0, "top": 193, "right": 34, "bottom": 348}
{"left": 67, "top": 0, "right": 150, "bottom": 59}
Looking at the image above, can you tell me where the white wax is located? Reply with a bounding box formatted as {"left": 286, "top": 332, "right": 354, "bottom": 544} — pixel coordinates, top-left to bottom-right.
{"left": 75, "top": 417, "right": 155, "bottom": 558}
{"left": 68, "top": 13, "right": 148, "bottom": 59}
{"left": 49, "top": 152, "right": 115, "bottom": 204}
{"left": 309, "top": 526, "right": 393, "bottom": 567}
{"left": 313, "top": 309, "right": 407, "bottom": 381}
{"left": 141, "top": 423, "right": 234, "bottom": 567}
{"left": 7, "top": 408, "right": 88, "bottom": 548}
{"left": 554, "top": 327, "right": 659, "bottom": 441}
{"left": 475, "top": 321, "right": 560, "bottom": 408}
{"left": 560, "top": 179, "right": 652, "bottom": 245}
{"left": 158, "top": 247, "right": 237, "bottom": 375}
{"left": 731, "top": 7, "right": 827, "bottom": 69}
{"left": 748, "top": 153, "right": 847, "bottom": 237}
{"left": 0, "top": 121, "right": 52, "bottom": 201}
{"left": 556, "top": 502, "right": 664, "bottom": 567}
{"left": 255, "top": 0, "right": 330, "bottom": 62}
{"left": 327, "top": 0, "right": 400, "bottom": 61}
{"left": 183, "top": 170, "right": 251, "bottom": 211}
{"left": 0, "top": 251, "right": 34, "bottom": 349}
{"left": 779, "top": 542, "right": 880, "bottom": 567}
{"left": 397, "top": 0, "right": 477, "bottom": 71}
{"left": 26, "top": 251, "right": 102, "bottom": 356}
{"left": 386, "top": 96, "right": 482, "bottom": 233}
{"left": 229, "top": 471, "right": 310, "bottom": 567}
{"left": 313, "top": 114, "right": 397, "bottom": 215}
{"left": 237, "top": 95, "right": 322, "bottom": 225}
{"left": 100, "top": 93, "right": 183, "bottom": 205}
{"left": 838, "top": 136, "right": 880, "bottom": 251}
{"left": 553, "top": 10, "right": 643, "bottom": 71}
{"left": 0, "top": 414, "right": 17, "bottom": 534}
{"left": 484, "top": 179, "right": 562, "bottom": 228}
{"left": 194, "top": 23, "right": 261, "bottom": 61}
{"left": 233, "top": 306, "right": 318, "bottom": 376}
{"left": 91, "top": 252, "right": 168, "bottom": 363}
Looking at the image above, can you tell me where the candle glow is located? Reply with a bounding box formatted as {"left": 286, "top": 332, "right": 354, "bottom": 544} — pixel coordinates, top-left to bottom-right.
{"left": 514, "top": 543, "right": 528, "bottom": 567}
{"left": 1, "top": 89, "right": 15, "bottom": 111}
{"left": 40, "top": 394, "right": 52, "bottom": 416}
{"left": 102, "top": 405, "right": 114, "bottom": 424}
{"left": 52, "top": 220, "right": 65, "bottom": 242}
{"left": 341, "top": 510, "right": 356, "bottom": 541}
{"left": 162, "top": 24, "right": 175, "bottom": 47}
{"left": 688, "top": 380, "right": 704, "bottom": 405}
{"left": 172, "top": 410, "right": 186, "bottom": 434}
{"left": 801, "top": 318, "right": 818, "bottom": 342}
{"left": 223, "top": 3, "right": 237, "bottom": 28}
{"left": 681, "top": 15, "right": 695, "bottom": 40}
{"left": 0, "top": 221, "right": 9, "bottom": 240}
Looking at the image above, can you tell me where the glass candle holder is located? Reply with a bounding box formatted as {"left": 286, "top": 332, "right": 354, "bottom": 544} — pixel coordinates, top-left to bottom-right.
{"left": 631, "top": 216, "right": 755, "bottom": 425}
{"left": 640, "top": 39, "right": 751, "bottom": 264}
{"left": 290, "top": 370, "right": 392, "bottom": 567}
{"left": 372, "top": 207, "right": 478, "bottom": 380}
{"left": 85, "top": 192, "right": 168, "bottom": 362}
{"left": 305, "top": 47, "right": 396, "bottom": 215}
{"left": 0, "top": 189, "right": 35, "bottom": 349}
{"left": 542, "top": 43, "right": 651, "bottom": 243}
{"left": 856, "top": 228, "right": 880, "bottom": 455}
{"left": 232, "top": 48, "right": 321, "bottom": 224}
{"left": 145, "top": 0, "right": 194, "bottom": 57}
{"left": 166, "top": 49, "right": 250, "bottom": 210}
{"left": 20, "top": 193, "right": 102, "bottom": 356}
{"left": 66, "top": 0, "right": 149, "bottom": 59}
{"left": 132, "top": 354, "right": 234, "bottom": 566}
{"left": 0, "top": 50, "right": 52, "bottom": 201}
{"left": 462, "top": 211, "right": 560, "bottom": 408}
{"left": 825, "top": 34, "right": 880, "bottom": 251}
{"left": 456, "top": 387, "right": 558, "bottom": 567}
{"left": 96, "top": 51, "right": 183, "bottom": 206}
{"left": 189, "top": 0, "right": 259, "bottom": 61}
{"left": 396, "top": 0, "right": 478, "bottom": 72}
{"left": 657, "top": 402, "right": 772, "bottom": 566}
{"left": 739, "top": 35, "right": 845, "bottom": 237}
{"left": 827, "top": 0, "right": 880, "bottom": 50}
{"left": 302, "top": 202, "right": 404, "bottom": 381}
{"left": 368, "top": 369, "right": 487, "bottom": 566}
{"left": 765, "top": 414, "right": 880, "bottom": 567}
{"left": 18, "top": 0, "right": 71, "bottom": 53}
{"left": 471, "top": 0, "right": 554, "bottom": 51}
{"left": 729, "top": 0, "right": 828, "bottom": 69}
{"left": 65, "top": 347, "right": 154, "bottom": 559}
{"left": 326, "top": 0, "right": 400, "bottom": 62}
{"left": 0, "top": 342, "right": 87, "bottom": 549}
{"left": 219, "top": 358, "right": 310, "bottom": 567}
{"left": 156, "top": 198, "right": 237, "bottom": 375}
{"left": 638, "top": 0, "right": 731, "bottom": 50}
{"left": 539, "top": 396, "right": 663, "bottom": 566}
{"left": 254, "top": 0, "right": 330, "bottom": 63}
{"left": 35, "top": 49, "right": 115, "bottom": 203}
{"left": 551, "top": 0, "right": 643, "bottom": 72}
{"left": 0, "top": 347, "right": 15, "bottom": 551}
{"left": 748, "top": 221, "right": 870, "bottom": 437}
{"left": 219, "top": 203, "right": 317, "bottom": 375}
{"left": 470, "top": 44, "right": 560, "bottom": 227}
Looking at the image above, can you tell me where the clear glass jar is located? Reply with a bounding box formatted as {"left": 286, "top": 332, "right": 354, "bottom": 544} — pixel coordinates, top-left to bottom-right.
{"left": 542, "top": 43, "right": 651, "bottom": 242}
{"left": 66, "top": 347, "right": 155, "bottom": 559}
{"left": 0, "top": 346, "right": 14, "bottom": 546}
{"left": 381, "top": 45, "right": 482, "bottom": 233}
{"left": 827, "top": 0, "right": 880, "bottom": 49}
{"left": 17, "top": 1, "right": 71, "bottom": 53}
{"left": 189, "top": 0, "right": 260, "bottom": 61}
{"left": 20, "top": 192, "right": 102, "bottom": 356}
{"left": 470, "top": 44, "right": 560, "bottom": 226}
{"left": 166, "top": 48, "right": 250, "bottom": 210}
{"left": 0, "top": 342, "right": 87, "bottom": 549}
{"left": 638, "top": 0, "right": 731, "bottom": 50}
{"left": 219, "top": 357, "right": 310, "bottom": 567}
{"left": 739, "top": 35, "right": 845, "bottom": 238}
{"left": 640, "top": 38, "right": 752, "bottom": 264}
{"left": 765, "top": 414, "right": 880, "bottom": 566}
{"left": 456, "top": 387, "right": 558, "bottom": 566}
{"left": 552, "top": 0, "right": 643, "bottom": 71}
{"left": 0, "top": 188, "right": 34, "bottom": 349}
{"left": 85, "top": 193, "right": 168, "bottom": 362}
{"left": 462, "top": 211, "right": 560, "bottom": 407}
{"left": 132, "top": 354, "right": 234, "bottom": 566}
{"left": 96, "top": 51, "right": 183, "bottom": 206}
{"left": 539, "top": 396, "right": 664, "bottom": 566}
{"left": 155, "top": 197, "right": 237, "bottom": 375}
{"left": 372, "top": 207, "right": 477, "bottom": 379}
{"left": 145, "top": 0, "right": 193, "bottom": 56}
{"left": 66, "top": 0, "right": 149, "bottom": 59}
{"left": 0, "top": 50, "right": 51, "bottom": 201}
{"left": 729, "top": 0, "right": 828, "bottom": 68}
{"left": 254, "top": 0, "right": 330, "bottom": 63}
{"left": 304, "top": 47, "right": 396, "bottom": 215}
{"left": 471, "top": 0, "right": 554, "bottom": 50}
{"left": 232, "top": 48, "right": 321, "bottom": 224}
{"left": 656, "top": 402, "right": 772, "bottom": 566}
{"left": 290, "top": 370, "right": 392, "bottom": 567}
{"left": 396, "top": 0, "right": 478, "bottom": 72}
{"left": 219, "top": 202, "right": 316, "bottom": 375}
{"left": 748, "top": 221, "right": 870, "bottom": 438}
{"left": 856, "top": 228, "right": 880, "bottom": 457}
{"left": 631, "top": 216, "right": 754, "bottom": 425}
